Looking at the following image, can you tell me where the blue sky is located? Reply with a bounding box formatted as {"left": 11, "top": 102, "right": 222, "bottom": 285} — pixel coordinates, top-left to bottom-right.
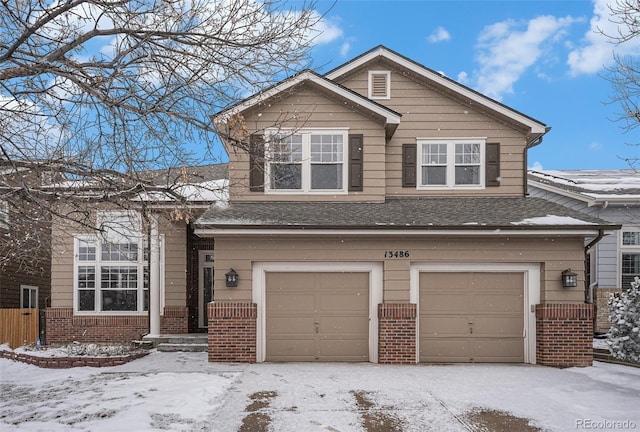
{"left": 303, "top": 0, "right": 640, "bottom": 170}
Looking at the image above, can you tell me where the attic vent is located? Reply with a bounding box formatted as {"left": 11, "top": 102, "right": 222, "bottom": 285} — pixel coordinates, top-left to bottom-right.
{"left": 369, "top": 71, "right": 390, "bottom": 99}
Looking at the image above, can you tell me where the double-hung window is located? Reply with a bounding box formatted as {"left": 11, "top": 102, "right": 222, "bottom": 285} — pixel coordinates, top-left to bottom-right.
{"left": 621, "top": 227, "right": 640, "bottom": 288}
{"left": 266, "top": 129, "right": 347, "bottom": 193}
{"left": 74, "top": 211, "right": 151, "bottom": 314}
{"left": 417, "top": 139, "right": 485, "bottom": 189}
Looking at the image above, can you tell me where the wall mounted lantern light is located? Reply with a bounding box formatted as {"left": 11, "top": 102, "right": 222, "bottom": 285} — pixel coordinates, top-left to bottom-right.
{"left": 225, "top": 269, "right": 238, "bottom": 287}
{"left": 561, "top": 269, "right": 577, "bottom": 288}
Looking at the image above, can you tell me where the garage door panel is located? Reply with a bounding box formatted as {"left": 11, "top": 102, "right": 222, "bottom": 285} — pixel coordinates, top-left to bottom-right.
{"left": 267, "top": 293, "right": 316, "bottom": 312}
{"left": 419, "top": 271, "right": 525, "bottom": 363}
{"left": 472, "top": 294, "right": 523, "bottom": 313}
{"left": 266, "top": 339, "right": 316, "bottom": 361}
{"left": 319, "top": 339, "right": 369, "bottom": 360}
{"left": 420, "top": 338, "right": 471, "bottom": 363}
{"left": 473, "top": 339, "right": 524, "bottom": 362}
{"left": 421, "top": 316, "right": 470, "bottom": 335}
{"left": 473, "top": 316, "right": 523, "bottom": 337}
{"left": 419, "top": 293, "right": 469, "bottom": 313}
{"left": 318, "top": 292, "right": 368, "bottom": 312}
{"left": 266, "top": 316, "right": 316, "bottom": 334}
{"left": 320, "top": 316, "right": 369, "bottom": 334}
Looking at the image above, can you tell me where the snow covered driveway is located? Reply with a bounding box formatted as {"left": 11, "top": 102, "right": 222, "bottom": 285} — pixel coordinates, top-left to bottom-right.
{"left": 2, "top": 351, "right": 640, "bottom": 432}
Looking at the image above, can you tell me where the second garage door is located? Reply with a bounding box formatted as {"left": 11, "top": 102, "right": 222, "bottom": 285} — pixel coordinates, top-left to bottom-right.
{"left": 419, "top": 271, "right": 525, "bottom": 363}
{"left": 265, "top": 272, "right": 370, "bottom": 362}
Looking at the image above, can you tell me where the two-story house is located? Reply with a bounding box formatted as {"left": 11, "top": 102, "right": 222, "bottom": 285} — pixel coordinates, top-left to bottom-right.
{"left": 528, "top": 169, "right": 640, "bottom": 333}
{"left": 46, "top": 46, "right": 617, "bottom": 368}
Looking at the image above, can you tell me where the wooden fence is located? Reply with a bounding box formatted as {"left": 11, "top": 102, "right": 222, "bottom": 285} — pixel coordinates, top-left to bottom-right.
{"left": 0, "top": 308, "right": 39, "bottom": 349}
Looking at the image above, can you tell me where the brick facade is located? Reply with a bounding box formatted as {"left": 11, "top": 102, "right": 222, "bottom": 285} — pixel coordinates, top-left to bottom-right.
{"left": 45, "top": 306, "right": 188, "bottom": 344}
{"left": 594, "top": 288, "right": 620, "bottom": 334}
{"left": 208, "top": 302, "right": 257, "bottom": 362}
{"left": 378, "top": 303, "right": 417, "bottom": 364}
{"left": 536, "top": 303, "right": 593, "bottom": 368}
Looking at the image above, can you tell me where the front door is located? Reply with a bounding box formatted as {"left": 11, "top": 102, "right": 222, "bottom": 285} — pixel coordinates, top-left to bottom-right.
{"left": 198, "top": 251, "right": 214, "bottom": 328}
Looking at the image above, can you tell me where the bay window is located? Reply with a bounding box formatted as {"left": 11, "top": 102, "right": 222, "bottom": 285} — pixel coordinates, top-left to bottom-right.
{"left": 266, "top": 129, "right": 347, "bottom": 193}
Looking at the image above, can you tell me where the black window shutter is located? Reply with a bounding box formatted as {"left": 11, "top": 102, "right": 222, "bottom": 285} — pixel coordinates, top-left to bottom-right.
{"left": 348, "top": 134, "right": 363, "bottom": 192}
{"left": 249, "top": 134, "right": 265, "bottom": 192}
{"left": 402, "top": 144, "right": 417, "bottom": 187}
{"left": 485, "top": 142, "right": 500, "bottom": 187}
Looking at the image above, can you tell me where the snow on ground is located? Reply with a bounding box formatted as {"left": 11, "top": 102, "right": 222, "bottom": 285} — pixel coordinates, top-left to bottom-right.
{"left": 1, "top": 351, "right": 640, "bottom": 432}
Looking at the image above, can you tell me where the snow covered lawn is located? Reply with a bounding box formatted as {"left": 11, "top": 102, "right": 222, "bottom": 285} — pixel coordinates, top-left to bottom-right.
{"left": 2, "top": 351, "right": 640, "bottom": 431}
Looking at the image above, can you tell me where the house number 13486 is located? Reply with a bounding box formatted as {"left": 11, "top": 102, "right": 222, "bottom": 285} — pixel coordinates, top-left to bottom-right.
{"left": 384, "top": 250, "right": 410, "bottom": 258}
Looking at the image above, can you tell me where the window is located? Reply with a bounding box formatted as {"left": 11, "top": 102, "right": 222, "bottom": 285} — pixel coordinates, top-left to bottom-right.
{"left": 266, "top": 129, "right": 347, "bottom": 193}
{"left": 417, "top": 139, "right": 485, "bottom": 189}
{"left": 74, "top": 211, "right": 158, "bottom": 314}
{"left": 21, "top": 286, "right": 38, "bottom": 309}
{"left": 621, "top": 227, "right": 640, "bottom": 288}
{"left": 368, "top": 71, "right": 390, "bottom": 99}
{"left": 0, "top": 200, "right": 8, "bottom": 229}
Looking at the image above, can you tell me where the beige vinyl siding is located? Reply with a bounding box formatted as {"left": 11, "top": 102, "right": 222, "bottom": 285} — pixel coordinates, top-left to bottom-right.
{"left": 160, "top": 219, "right": 187, "bottom": 306}
{"left": 51, "top": 218, "right": 79, "bottom": 308}
{"left": 334, "top": 61, "right": 530, "bottom": 197}
{"left": 212, "top": 235, "right": 585, "bottom": 304}
{"left": 227, "top": 84, "right": 388, "bottom": 202}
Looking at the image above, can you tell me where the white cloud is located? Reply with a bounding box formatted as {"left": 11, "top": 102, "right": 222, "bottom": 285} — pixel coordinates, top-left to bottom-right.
{"left": 530, "top": 161, "right": 544, "bottom": 170}
{"left": 340, "top": 42, "right": 351, "bottom": 57}
{"left": 427, "top": 26, "right": 451, "bottom": 43}
{"left": 313, "top": 14, "right": 343, "bottom": 44}
{"left": 469, "top": 15, "right": 578, "bottom": 100}
{"left": 567, "top": 0, "right": 640, "bottom": 75}
{"left": 589, "top": 141, "right": 603, "bottom": 150}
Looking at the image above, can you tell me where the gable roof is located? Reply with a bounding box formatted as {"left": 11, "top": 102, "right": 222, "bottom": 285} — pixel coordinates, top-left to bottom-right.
{"left": 195, "top": 196, "right": 616, "bottom": 234}
{"left": 325, "top": 45, "right": 548, "bottom": 144}
{"left": 213, "top": 70, "right": 402, "bottom": 139}
{"left": 528, "top": 169, "right": 640, "bottom": 206}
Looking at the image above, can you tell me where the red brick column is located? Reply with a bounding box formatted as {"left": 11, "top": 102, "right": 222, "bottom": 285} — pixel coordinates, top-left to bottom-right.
{"left": 208, "top": 302, "right": 257, "bottom": 362}
{"left": 45, "top": 308, "right": 74, "bottom": 344}
{"left": 536, "top": 303, "right": 593, "bottom": 368}
{"left": 160, "top": 306, "right": 189, "bottom": 334}
{"left": 378, "top": 303, "right": 417, "bottom": 364}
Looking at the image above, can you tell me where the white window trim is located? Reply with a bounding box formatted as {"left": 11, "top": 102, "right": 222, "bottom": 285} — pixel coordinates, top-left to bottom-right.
{"left": 264, "top": 128, "right": 349, "bottom": 195}
{"left": 368, "top": 70, "right": 391, "bottom": 99}
{"left": 20, "top": 285, "right": 38, "bottom": 309}
{"left": 72, "top": 233, "right": 165, "bottom": 316}
{"left": 620, "top": 226, "right": 640, "bottom": 288}
{"left": 416, "top": 138, "right": 486, "bottom": 190}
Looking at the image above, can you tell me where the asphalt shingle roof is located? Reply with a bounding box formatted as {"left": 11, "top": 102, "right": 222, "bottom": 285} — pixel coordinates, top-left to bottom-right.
{"left": 196, "top": 197, "right": 615, "bottom": 230}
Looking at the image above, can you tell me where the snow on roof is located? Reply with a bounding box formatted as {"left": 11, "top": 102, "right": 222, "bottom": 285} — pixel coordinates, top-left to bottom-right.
{"left": 134, "top": 179, "right": 228, "bottom": 203}
{"left": 511, "top": 215, "right": 596, "bottom": 226}
{"left": 528, "top": 169, "right": 640, "bottom": 200}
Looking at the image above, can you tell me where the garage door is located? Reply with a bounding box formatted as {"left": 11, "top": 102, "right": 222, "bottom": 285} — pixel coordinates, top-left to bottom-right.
{"left": 266, "top": 272, "right": 369, "bottom": 361}
{"left": 419, "top": 272, "right": 524, "bottom": 363}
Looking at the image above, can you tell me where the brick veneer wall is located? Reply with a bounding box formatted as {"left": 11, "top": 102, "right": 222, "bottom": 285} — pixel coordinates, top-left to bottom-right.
{"left": 378, "top": 303, "right": 417, "bottom": 364}
{"left": 536, "top": 303, "right": 593, "bottom": 368}
{"left": 594, "top": 288, "right": 621, "bottom": 334}
{"left": 45, "top": 306, "right": 189, "bottom": 344}
{"left": 208, "top": 302, "right": 257, "bottom": 362}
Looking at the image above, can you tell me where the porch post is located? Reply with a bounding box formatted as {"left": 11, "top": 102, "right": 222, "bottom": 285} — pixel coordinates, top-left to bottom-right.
{"left": 149, "top": 215, "right": 161, "bottom": 336}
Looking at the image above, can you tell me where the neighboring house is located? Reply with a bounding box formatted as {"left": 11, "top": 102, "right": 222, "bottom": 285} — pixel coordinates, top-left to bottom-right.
{"left": 0, "top": 166, "right": 51, "bottom": 311}
{"left": 528, "top": 169, "right": 640, "bottom": 333}
{"left": 47, "top": 46, "right": 618, "bottom": 368}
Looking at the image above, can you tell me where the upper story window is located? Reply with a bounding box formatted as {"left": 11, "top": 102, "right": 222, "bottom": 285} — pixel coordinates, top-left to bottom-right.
{"left": 266, "top": 129, "right": 348, "bottom": 194}
{"left": 417, "top": 139, "right": 485, "bottom": 189}
{"left": 621, "top": 227, "right": 640, "bottom": 288}
{"left": 368, "top": 71, "right": 390, "bottom": 99}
